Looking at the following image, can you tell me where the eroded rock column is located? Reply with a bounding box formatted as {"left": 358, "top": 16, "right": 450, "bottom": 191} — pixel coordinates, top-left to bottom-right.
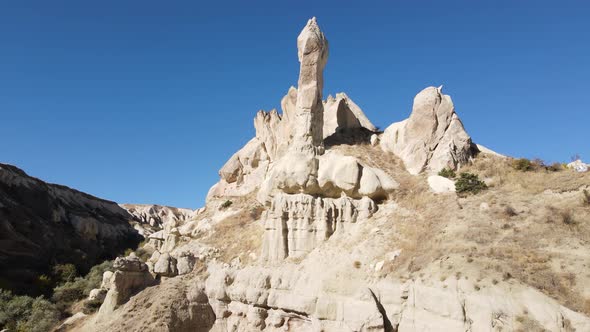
{"left": 292, "top": 17, "right": 329, "bottom": 153}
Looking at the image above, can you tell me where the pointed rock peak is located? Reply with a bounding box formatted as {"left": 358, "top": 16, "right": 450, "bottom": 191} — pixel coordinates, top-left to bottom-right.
{"left": 437, "top": 85, "right": 444, "bottom": 92}
{"left": 297, "top": 17, "right": 328, "bottom": 63}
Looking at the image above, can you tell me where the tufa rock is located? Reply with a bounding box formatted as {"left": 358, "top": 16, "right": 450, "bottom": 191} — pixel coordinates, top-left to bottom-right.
{"left": 381, "top": 86, "right": 476, "bottom": 174}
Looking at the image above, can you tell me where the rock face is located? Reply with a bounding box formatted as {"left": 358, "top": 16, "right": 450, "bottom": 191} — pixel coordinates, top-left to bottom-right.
{"left": 121, "top": 203, "right": 196, "bottom": 237}
{"left": 324, "top": 93, "right": 377, "bottom": 139}
{"left": 261, "top": 194, "right": 376, "bottom": 262}
{"left": 381, "top": 86, "right": 477, "bottom": 174}
{"left": 0, "top": 163, "right": 141, "bottom": 294}
{"left": 203, "top": 264, "right": 590, "bottom": 332}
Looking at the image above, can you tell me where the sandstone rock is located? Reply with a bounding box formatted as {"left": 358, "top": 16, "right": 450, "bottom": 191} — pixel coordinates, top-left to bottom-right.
{"left": 261, "top": 193, "right": 377, "bottom": 262}
{"left": 153, "top": 252, "right": 178, "bottom": 277}
{"left": 293, "top": 17, "right": 328, "bottom": 150}
{"left": 317, "top": 152, "right": 361, "bottom": 196}
{"left": 475, "top": 144, "right": 505, "bottom": 158}
{"left": 370, "top": 134, "right": 379, "bottom": 146}
{"left": 101, "top": 271, "right": 114, "bottom": 289}
{"left": 177, "top": 252, "right": 197, "bottom": 275}
{"left": 97, "top": 256, "right": 154, "bottom": 318}
{"left": 88, "top": 288, "right": 107, "bottom": 302}
{"left": 323, "top": 93, "right": 377, "bottom": 139}
{"left": 567, "top": 159, "right": 588, "bottom": 172}
{"left": 381, "top": 86, "right": 476, "bottom": 174}
{"left": 427, "top": 175, "right": 456, "bottom": 193}
{"left": 121, "top": 204, "right": 195, "bottom": 236}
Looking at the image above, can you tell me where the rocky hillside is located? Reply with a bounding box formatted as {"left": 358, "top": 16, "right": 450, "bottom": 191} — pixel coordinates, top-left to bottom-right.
{"left": 63, "top": 18, "right": 590, "bottom": 332}
{"left": 0, "top": 163, "right": 143, "bottom": 294}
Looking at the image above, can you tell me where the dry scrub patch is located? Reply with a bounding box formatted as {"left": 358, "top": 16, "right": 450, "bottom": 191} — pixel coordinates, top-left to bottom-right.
{"left": 201, "top": 195, "right": 264, "bottom": 264}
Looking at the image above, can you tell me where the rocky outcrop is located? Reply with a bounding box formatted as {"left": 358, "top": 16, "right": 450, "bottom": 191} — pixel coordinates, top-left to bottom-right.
{"left": 323, "top": 93, "right": 377, "bottom": 139}
{"left": 96, "top": 255, "right": 155, "bottom": 317}
{"left": 0, "top": 163, "right": 141, "bottom": 294}
{"left": 121, "top": 203, "right": 196, "bottom": 237}
{"left": 203, "top": 263, "right": 590, "bottom": 332}
{"left": 261, "top": 194, "right": 376, "bottom": 262}
{"left": 381, "top": 86, "right": 477, "bottom": 174}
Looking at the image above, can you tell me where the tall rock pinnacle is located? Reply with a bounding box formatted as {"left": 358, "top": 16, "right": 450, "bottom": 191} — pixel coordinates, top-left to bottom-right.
{"left": 293, "top": 17, "right": 329, "bottom": 151}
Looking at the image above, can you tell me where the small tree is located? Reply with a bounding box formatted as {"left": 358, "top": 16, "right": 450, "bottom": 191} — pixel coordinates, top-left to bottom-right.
{"left": 455, "top": 173, "right": 487, "bottom": 195}
{"left": 52, "top": 263, "right": 78, "bottom": 284}
{"left": 438, "top": 168, "right": 456, "bottom": 179}
{"left": 512, "top": 158, "right": 534, "bottom": 171}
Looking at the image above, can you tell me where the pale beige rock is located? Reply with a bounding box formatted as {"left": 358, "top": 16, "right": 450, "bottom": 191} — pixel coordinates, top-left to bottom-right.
{"left": 358, "top": 167, "right": 399, "bottom": 199}
{"left": 293, "top": 17, "right": 328, "bottom": 150}
{"left": 261, "top": 193, "right": 376, "bottom": 262}
{"left": 381, "top": 86, "right": 475, "bottom": 174}
{"left": 370, "top": 134, "right": 379, "bottom": 146}
{"left": 427, "top": 175, "right": 456, "bottom": 193}
{"left": 97, "top": 256, "right": 154, "bottom": 318}
{"left": 176, "top": 252, "right": 197, "bottom": 275}
{"left": 153, "top": 252, "right": 178, "bottom": 277}
{"left": 317, "top": 152, "right": 361, "bottom": 196}
{"left": 323, "top": 93, "right": 377, "bottom": 139}
{"left": 475, "top": 144, "right": 505, "bottom": 158}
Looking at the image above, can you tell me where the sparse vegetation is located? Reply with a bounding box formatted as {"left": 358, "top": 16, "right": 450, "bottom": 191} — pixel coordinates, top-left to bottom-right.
{"left": 560, "top": 210, "right": 575, "bottom": 225}
{"left": 220, "top": 200, "right": 233, "bottom": 209}
{"left": 455, "top": 172, "right": 487, "bottom": 195}
{"left": 0, "top": 290, "right": 59, "bottom": 332}
{"left": 512, "top": 158, "right": 534, "bottom": 171}
{"left": 438, "top": 167, "right": 456, "bottom": 179}
{"left": 583, "top": 189, "right": 590, "bottom": 206}
{"left": 353, "top": 261, "right": 361, "bottom": 269}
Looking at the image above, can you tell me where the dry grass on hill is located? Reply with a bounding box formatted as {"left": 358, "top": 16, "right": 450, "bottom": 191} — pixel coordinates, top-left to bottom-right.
{"left": 201, "top": 194, "right": 265, "bottom": 264}
{"left": 332, "top": 145, "right": 590, "bottom": 315}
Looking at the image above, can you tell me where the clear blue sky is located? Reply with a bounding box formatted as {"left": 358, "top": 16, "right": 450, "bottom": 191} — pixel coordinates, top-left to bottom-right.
{"left": 1, "top": 1, "right": 589, "bottom": 208}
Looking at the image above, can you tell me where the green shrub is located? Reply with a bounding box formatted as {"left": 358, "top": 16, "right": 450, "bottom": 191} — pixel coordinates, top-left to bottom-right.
{"left": 17, "top": 297, "right": 59, "bottom": 332}
{"left": 0, "top": 291, "right": 33, "bottom": 330}
{"left": 51, "top": 260, "right": 113, "bottom": 313}
{"left": 220, "top": 200, "right": 233, "bottom": 209}
{"left": 512, "top": 158, "right": 534, "bottom": 171}
{"left": 52, "top": 263, "right": 78, "bottom": 284}
{"left": 455, "top": 173, "right": 487, "bottom": 195}
{"left": 438, "top": 168, "right": 456, "bottom": 179}
{"left": 51, "top": 279, "right": 86, "bottom": 312}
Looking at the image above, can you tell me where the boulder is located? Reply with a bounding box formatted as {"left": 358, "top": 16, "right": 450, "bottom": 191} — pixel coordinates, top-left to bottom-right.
{"left": 177, "top": 252, "right": 197, "bottom": 275}
{"left": 153, "top": 252, "right": 178, "bottom": 277}
{"left": 567, "top": 159, "right": 588, "bottom": 172}
{"left": 97, "top": 256, "right": 154, "bottom": 318}
{"left": 381, "top": 86, "right": 476, "bottom": 174}
{"left": 428, "top": 175, "right": 456, "bottom": 193}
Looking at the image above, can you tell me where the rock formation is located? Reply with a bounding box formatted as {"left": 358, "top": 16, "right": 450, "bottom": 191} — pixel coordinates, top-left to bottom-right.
{"left": 323, "top": 92, "right": 377, "bottom": 139}
{"left": 381, "top": 86, "right": 477, "bottom": 174}
{"left": 0, "top": 163, "right": 142, "bottom": 294}
{"left": 121, "top": 203, "right": 196, "bottom": 237}
{"left": 95, "top": 255, "right": 155, "bottom": 318}
{"left": 68, "top": 17, "right": 590, "bottom": 332}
